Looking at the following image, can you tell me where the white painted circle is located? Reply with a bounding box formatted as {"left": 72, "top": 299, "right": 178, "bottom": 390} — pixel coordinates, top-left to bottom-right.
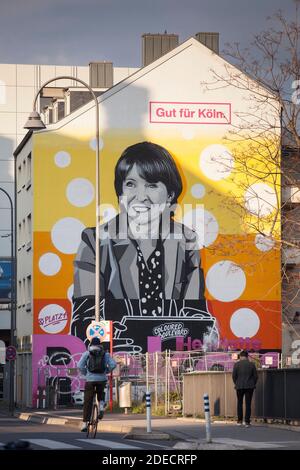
{"left": 39, "top": 253, "right": 62, "bottom": 276}
{"left": 182, "top": 207, "right": 219, "bottom": 248}
{"left": 54, "top": 151, "right": 71, "bottom": 168}
{"left": 99, "top": 204, "right": 117, "bottom": 223}
{"left": 255, "top": 234, "right": 275, "bottom": 252}
{"left": 206, "top": 260, "right": 246, "bottom": 302}
{"left": 199, "top": 144, "right": 234, "bottom": 181}
{"left": 51, "top": 217, "right": 85, "bottom": 254}
{"left": 191, "top": 184, "right": 206, "bottom": 199}
{"left": 181, "top": 128, "right": 195, "bottom": 140}
{"left": 66, "top": 178, "right": 95, "bottom": 207}
{"left": 230, "top": 308, "right": 260, "bottom": 338}
{"left": 89, "top": 137, "right": 104, "bottom": 151}
{"left": 38, "top": 304, "right": 68, "bottom": 334}
{"left": 244, "top": 183, "right": 277, "bottom": 217}
{"left": 67, "top": 284, "right": 74, "bottom": 302}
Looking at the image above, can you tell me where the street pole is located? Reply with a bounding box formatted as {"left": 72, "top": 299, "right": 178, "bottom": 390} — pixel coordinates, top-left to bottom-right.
{"left": 0, "top": 187, "right": 15, "bottom": 414}
{"left": 25, "top": 76, "right": 101, "bottom": 322}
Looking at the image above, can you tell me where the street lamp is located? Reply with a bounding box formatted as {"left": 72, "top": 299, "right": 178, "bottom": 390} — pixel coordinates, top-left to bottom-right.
{"left": 24, "top": 76, "right": 101, "bottom": 322}
{"left": 0, "top": 187, "right": 15, "bottom": 414}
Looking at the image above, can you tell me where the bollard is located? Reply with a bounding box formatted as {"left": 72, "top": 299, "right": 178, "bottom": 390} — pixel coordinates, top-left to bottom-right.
{"left": 203, "top": 393, "right": 212, "bottom": 443}
{"left": 42, "top": 389, "right": 46, "bottom": 409}
{"left": 37, "top": 387, "right": 42, "bottom": 409}
{"left": 146, "top": 391, "right": 152, "bottom": 433}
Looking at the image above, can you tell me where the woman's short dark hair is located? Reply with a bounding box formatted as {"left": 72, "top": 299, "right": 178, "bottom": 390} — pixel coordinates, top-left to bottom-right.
{"left": 114, "top": 142, "right": 183, "bottom": 204}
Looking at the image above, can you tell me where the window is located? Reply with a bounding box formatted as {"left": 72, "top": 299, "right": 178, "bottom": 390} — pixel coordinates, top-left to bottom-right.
{"left": 27, "top": 214, "right": 32, "bottom": 241}
{"left": 26, "top": 276, "right": 31, "bottom": 311}
{"left": 18, "top": 223, "right": 22, "bottom": 250}
{"left": 17, "top": 165, "right": 22, "bottom": 192}
{"left": 26, "top": 153, "right": 31, "bottom": 188}
{"left": 22, "top": 160, "right": 26, "bottom": 188}
{"left": 18, "top": 280, "right": 22, "bottom": 308}
{"left": 27, "top": 276, "right": 31, "bottom": 299}
{"left": 22, "top": 219, "right": 25, "bottom": 246}
{"left": 22, "top": 278, "right": 25, "bottom": 306}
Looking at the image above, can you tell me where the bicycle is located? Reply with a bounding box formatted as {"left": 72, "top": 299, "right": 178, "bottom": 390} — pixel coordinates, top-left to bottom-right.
{"left": 86, "top": 383, "right": 107, "bottom": 438}
{"left": 86, "top": 385, "right": 99, "bottom": 439}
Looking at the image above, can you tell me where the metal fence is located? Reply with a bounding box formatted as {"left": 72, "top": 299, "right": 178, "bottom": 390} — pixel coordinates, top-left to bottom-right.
{"left": 183, "top": 368, "right": 300, "bottom": 421}
{"left": 35, "top": 350, "right": 281, "bottom": 414}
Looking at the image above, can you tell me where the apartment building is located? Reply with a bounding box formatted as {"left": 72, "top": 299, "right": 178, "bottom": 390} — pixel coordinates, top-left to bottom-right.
{"left": 0, "top": 61, "right": 138, "bottom": 353}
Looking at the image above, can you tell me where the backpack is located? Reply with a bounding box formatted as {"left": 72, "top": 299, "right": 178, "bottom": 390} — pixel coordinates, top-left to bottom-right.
{"left": 87, "top": 347, "right": 106, "bottom": 374}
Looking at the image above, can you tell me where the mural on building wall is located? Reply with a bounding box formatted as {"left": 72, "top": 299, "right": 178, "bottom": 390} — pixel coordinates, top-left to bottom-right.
{"left": 30, "top": 40, "right": 281, "bottom": 402}
{"left": 70, "top": 141, "right": 219, "bottom": 352}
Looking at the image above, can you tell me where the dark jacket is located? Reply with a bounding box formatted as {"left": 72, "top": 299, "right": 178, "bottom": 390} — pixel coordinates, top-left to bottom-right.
{"left": 232, "top": 358, "right": 258, "bottom": 390}
{"left": 73, "top": 214, "right": 205, "bottom": 300}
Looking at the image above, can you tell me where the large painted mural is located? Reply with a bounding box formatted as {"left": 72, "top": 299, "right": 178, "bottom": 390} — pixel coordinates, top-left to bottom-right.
{"left": 31, "top": 39, "right": 281, "bottom": 402}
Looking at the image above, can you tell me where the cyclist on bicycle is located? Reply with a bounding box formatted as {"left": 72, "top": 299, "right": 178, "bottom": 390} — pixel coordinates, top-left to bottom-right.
{"left": 78, "top": 337, "right": 116, "bottom": 432}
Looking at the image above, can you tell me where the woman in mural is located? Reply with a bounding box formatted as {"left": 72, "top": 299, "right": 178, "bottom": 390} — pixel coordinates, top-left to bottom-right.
{"left": 71, "top": 141, "right": 218, "bottom": 352}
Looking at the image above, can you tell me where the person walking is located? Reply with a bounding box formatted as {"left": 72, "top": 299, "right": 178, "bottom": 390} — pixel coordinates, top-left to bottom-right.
{"left": 232, "top": 350, "right": 258, "bottom": 427}
{"left": 78, "top": 337, "right": 116, "bottom": 432}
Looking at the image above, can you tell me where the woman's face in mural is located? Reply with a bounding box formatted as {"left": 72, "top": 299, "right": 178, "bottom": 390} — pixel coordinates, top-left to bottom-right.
{"left": 120, "top": 164, "right": 173, "bottom": 227}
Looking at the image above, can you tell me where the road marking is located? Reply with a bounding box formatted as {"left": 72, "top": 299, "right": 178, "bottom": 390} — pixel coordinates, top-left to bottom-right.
{"left": 21, "top": 439, "right": 81, "bottom": 450}
{"left": 213, "top": 438, "right": 284, "bottom": 449}
{"left": 77, "top": 439, "right": 140, "bottom": 449}
{"left": 128, "top": 439, "right": 170, "bottom": 449}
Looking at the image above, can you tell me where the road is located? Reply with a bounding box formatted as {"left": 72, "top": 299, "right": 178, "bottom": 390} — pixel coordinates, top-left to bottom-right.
{"left": 2, "top": 412, "right": 300, "bottom": 451}
{"left": 0, "top": 413, "right": 174, "bottom": 451}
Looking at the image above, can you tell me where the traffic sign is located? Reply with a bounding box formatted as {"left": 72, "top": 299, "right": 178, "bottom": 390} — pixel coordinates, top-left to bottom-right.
{"left": 86, "top": 320, "right": 111, "bottom": 343}
{"left": 6, "top": 345, "right": 16, "bottom": 361}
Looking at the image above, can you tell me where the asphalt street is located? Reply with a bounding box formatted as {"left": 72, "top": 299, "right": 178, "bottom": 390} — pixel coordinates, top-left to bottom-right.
{"left": 0, "top": 415, "right": 173, "bottom": 451}
{"left": 2, "top": 412, "right": 300, "bottom": 450}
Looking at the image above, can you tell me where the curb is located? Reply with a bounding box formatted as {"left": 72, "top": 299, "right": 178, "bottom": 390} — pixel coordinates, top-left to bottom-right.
{"left": 16, "top": 412, "right": 74, "bottom": 427}
{"left": 124, "top": 431, "right": 171, "bottom": 441}
{"left": 15, "top": 412, "right": 172, "bottom": 438}
{"left": 178, "top": 416, "right": 300, "bottom": 433}
{"left": 173, "top": 440, "right": 242, "bottom": 450}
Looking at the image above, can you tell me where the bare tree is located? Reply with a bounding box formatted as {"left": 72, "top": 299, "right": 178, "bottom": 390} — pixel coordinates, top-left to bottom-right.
{"left": 202, "top": 1, "right": 300, "bottom": 360}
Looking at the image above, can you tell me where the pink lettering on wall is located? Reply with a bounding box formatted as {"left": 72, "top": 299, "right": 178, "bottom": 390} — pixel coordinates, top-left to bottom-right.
{"left": 149, "top": 101, "right": 231, "bottom": 125}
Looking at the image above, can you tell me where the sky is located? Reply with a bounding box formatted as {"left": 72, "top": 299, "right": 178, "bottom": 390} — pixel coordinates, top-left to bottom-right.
{"left": 0, "top": 0, "right": 294, "bottom": 67}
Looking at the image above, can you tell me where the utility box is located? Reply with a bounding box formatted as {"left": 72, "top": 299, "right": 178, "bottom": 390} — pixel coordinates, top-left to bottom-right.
{"left": 119, "top": 382, "right": 132, "bottom": 408}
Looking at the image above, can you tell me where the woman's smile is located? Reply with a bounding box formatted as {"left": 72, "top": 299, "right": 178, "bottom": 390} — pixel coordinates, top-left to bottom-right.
{"left": 121, "top": 164, "right": 172, "bottom": 227}
{"left": 131, "top": 205, "right": 151, "bottom": 213}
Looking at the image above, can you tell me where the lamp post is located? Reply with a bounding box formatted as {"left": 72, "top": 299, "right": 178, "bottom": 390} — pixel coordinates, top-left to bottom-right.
{"left": 24, "top": 76, "right": 101, "bottom": 322}
{"left": 0, "top": 187, "right": 15, "bottom": 414}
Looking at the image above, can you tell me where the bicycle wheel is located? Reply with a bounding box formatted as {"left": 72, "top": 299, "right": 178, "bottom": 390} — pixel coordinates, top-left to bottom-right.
{"left": 87, "top": 403, "right": 98, "bottom": 439}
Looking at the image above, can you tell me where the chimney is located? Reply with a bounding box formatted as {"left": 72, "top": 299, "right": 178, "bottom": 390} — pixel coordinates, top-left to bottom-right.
{"left": 142, "top": 33, "right": 179, "bottom": 67}
{"left": 195, "top": 32, "right": 219, "bottom": 54}
{"left": 89, "top": 62, "right": 113, "bottom": 88}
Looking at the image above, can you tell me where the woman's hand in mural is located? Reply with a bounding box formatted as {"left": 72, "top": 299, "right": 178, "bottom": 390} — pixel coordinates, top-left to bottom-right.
{"left": 113, "top": 337, "right": 142, "bottom": 353}
{"left": 178, "top": 307, "right": 213, "bottom": 318}
{"left": 113, "top": 320, "right": 128, "bottom": 338}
